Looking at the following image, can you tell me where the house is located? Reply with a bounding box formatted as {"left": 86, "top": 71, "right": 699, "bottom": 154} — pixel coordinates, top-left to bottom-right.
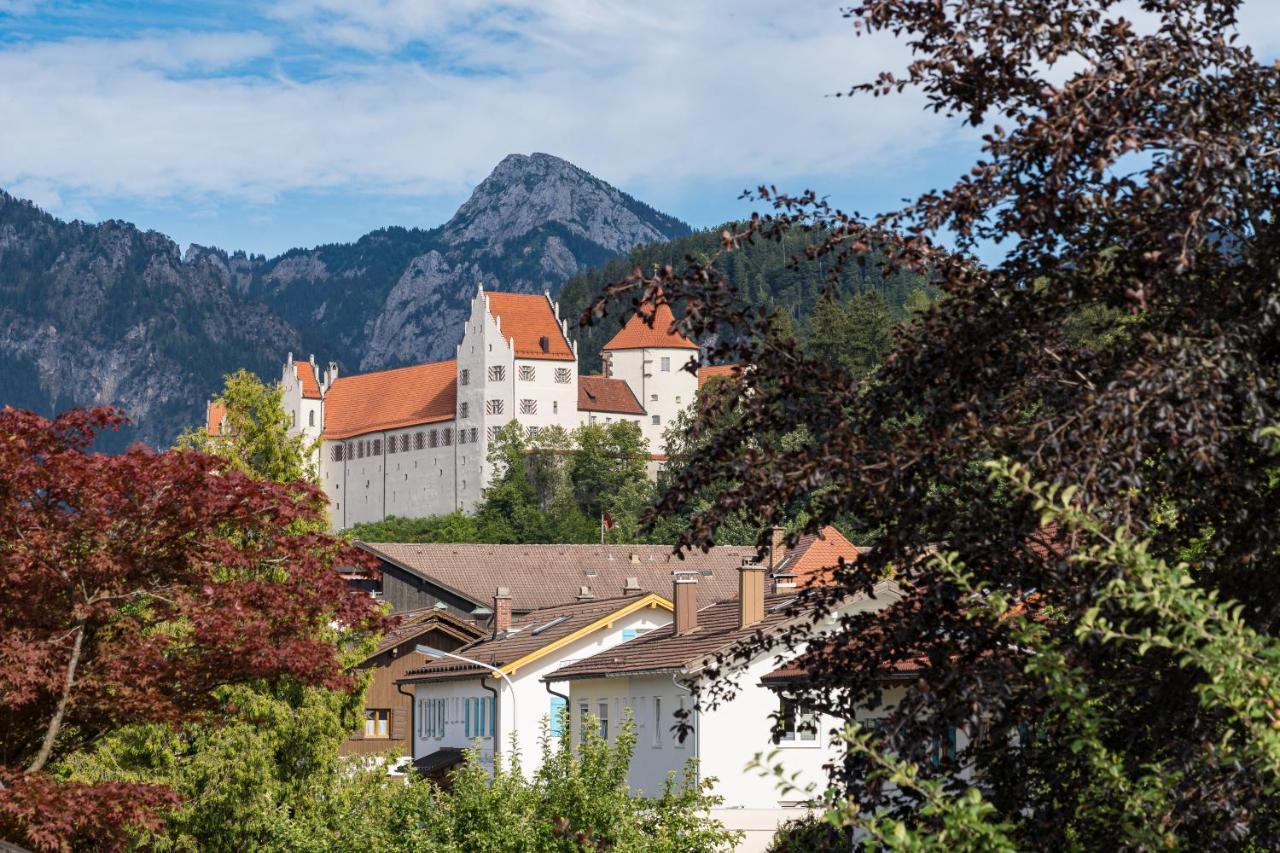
{"left": 397, "top": 590, "right": 674, "bottom": 780}
{"left": 210, "top": 286, "right": 740, "bottom": 531}
{"left": 547, "top": 562, "right": 899, "bottom": 852}
{"left": 341, "top": 607, "right": 485, "bottom": 759}
{"left": 357, "top": 525, "right": 857, "bottom": 616}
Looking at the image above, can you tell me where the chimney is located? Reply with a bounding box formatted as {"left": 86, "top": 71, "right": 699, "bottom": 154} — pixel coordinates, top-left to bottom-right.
{"left": 493, "top": 587, "right": 512, "bottom": 637}
{"left": 623, "top": 576, "right": 641, "bottom": 595}
{"left": 768, "top": 526, "right": 787, "bottom": 570}
{"left": 577, "top": 585, "right": 595, "bottom": 601}
{"left": 672, "top": 570, "right": 699, "bottom": 635}
{"left": 738, "top": 559, "right": 767, "bottom": 630}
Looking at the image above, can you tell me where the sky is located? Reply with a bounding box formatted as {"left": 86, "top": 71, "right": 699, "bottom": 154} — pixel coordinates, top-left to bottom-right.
{"left": 1, "top": 1, "right": 1278, "bottom": 258}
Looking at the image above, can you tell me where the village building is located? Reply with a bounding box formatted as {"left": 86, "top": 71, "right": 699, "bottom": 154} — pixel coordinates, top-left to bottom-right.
{"left": 207, "top": 286, "right": 738, "bottom": 531}
{"left": 396, "top": 591, "right": 674, "bottom": 781}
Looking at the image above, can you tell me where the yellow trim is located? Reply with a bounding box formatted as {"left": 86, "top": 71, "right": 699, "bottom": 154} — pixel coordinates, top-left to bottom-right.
{"left": 502, "top": 593, "right": 673, "bottom": 677}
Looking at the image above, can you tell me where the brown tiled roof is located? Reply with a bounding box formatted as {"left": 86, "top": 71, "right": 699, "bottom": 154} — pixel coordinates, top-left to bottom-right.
{"left": 366, "top": 607, "right": 486, "bottom": 661}
{"left": 206, "top": 401, "right": 226, "bottom": 437}
{"left": 399, "top": 594, "right": 670, "bottom": 681}
{"left": 779, "top": 526, "right": 866, "bottom": 588}
{"left": 602, "top": 299, "right": 700, "bottom": 351}
{"left": 296, "top": 360, "right": 322, "bottom": 399}
{"left": 697, "top": 363, "right": 741, "bottom": 390}
{"left": 322, "top": 360, "right": 457, "bottom": 440}
{"left": 360, "top": 542, "right": 760, "bottom": 612}
{"left": 485, "top": 292, "right": 575, "bottom": 361}
{"left": 578, "top": 375, "right": 645, "bottom": 415}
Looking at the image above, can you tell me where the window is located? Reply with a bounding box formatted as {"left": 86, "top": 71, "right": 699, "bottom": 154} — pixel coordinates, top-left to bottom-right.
{"left": 357, "top": 442, "right": 365, "bottom": 459}
{"left": 292, "top": 411, "right": 297, "bottom": 427}
{"left": 470, "top": 428, "right": 479, "bottom": 443}
{"left": 650, "top": 394, "right": 658, "bottom": 402}
{"left": 675, "top": 396, "right": 682, "bottom": 404}
{"left": 599, "top": 702, "right": 609, "bottom": 741}
{"left": 364, "top": 709, "right": 390, "bottom": 739}
{"left": 554, "top": 368, "right": 571, "bottom": 384}
{"left": 414, "top": 431, "right": 425, "bottom": 450}
{"left": 526, "top": 425, "right": 540, "bottom": 439}
{"left": 460, "top": 402, "right": 469, "bottom": 419}
{"left": 388, "top": 436, "right": 397, "bottom": 455}
{"left": 457, "top": 428, "right": 466, "bottom": 445}
{"left": 652, "top": 415, "right": 661, "bottom": 426}
{"left": 660, "top": 357, "right": 671, "bottom": 372}
{"left": 332, "top": 445, "right": 344, "bottom": 462}
{"left": 488, "top": 365, "right": 505, "bottom": 382}
{"left": 487, "top": 399, "right": 504, "bottom": 415}
{"left": 429, "top": 429, "right": 439, "bottom": 449}
{"left": 520, "top": 398, "right": 536, "bottom": 415}
{"left": 552, "top": 401, "right": 558, "bottom": 415}
{"left": 487, "top": 426, "right": 499, "bottom": 442}
{"left": 308, "top": 410, "right": 315, "bottom": 427}
{"left": 519, "top": 365, "right": 535, "bottom": 381}
{"left": 931, "top": 727, "right": 958, "bottom": 768}
{"left": 460, "top": 368, "right": 469, "bottom": 385}
{"left": 549, "top": 696, "right": 567, "bottom": 737}
{"left": 372, "top": 439, "right": 382, "bottom": 456}
{"left": 442, "top": 428, "right": 452, "bottom": 446}
{"left": 579, "top": 702, "right": 590, "bottom": 745}
{"left": 652, "top": 697, "right": 662, "bottom": 748}
{"left": 774, "top": 697, "right": 817, "bottom": 743}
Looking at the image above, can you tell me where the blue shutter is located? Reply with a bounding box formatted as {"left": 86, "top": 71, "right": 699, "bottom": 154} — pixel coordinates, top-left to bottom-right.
{"left": 465, "top": 698, "right": 472, "bottom": 738}
{"left": 549, "top": 696, "right": 567, "bottom": 737}
{"left": 489, "top": 698, "right": 495, "bottom": 737}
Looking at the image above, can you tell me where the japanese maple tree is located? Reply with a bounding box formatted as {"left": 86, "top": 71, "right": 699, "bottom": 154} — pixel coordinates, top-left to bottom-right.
{"left": 0, "top": 406, "right": 383, "bottom": 851}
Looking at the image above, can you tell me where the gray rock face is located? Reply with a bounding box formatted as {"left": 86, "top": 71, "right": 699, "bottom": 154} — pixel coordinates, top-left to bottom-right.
{"left": 0, "top": 153, "right": 689, "bottom": 447}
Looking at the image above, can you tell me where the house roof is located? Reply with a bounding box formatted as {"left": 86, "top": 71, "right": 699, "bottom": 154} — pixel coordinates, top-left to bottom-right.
{"left": 578, "top": 375, "right": 645, "bottom": 415}
{"left": 602, "top": 299, "right": 700, "bottom": 351}
{"left": 550, "top": 579, "right": 898, "bottom": 682}
{"left": 359, "top": 541, "right": 762, "bottom": 613}
{"left": 321, "top": 360, "right": 457, "bottom": 440}
{"left": 295, "top": 360, "right": 322, "bottom": 399}
{"left": 399, "top": 593, "right": 672, "bottom": 681}
{"left": 697, "top": 363, "right": 741, "bottom": 390}
{"left": 365, "top": 607, "right": 486, "bottom": 662}
{"left": 206, "top": 401, "right": 226, "bottom": 437}
{"left": 775, "top": 526, "right": 867, "bottom": 588}
{"left": 485, "top": 292, "right": 575, "bottom": 361}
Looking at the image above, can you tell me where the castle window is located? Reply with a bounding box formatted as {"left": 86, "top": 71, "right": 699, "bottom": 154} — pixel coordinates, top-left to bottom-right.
{"left": 400, "top": 435, "right": 410, "bottom": 453}
{"left": 415, "top": 432, "right": 425, "bottom": 451}
{"left": 553, "top": 401, "right": 558, "bottom": 414}
{"left": 442, "top": 429, "right": 452, "bottom": 447}
{"left": 554, "top": 368, "right": 571, "bottom": 384}
{"left": 388, "top": 437, "right": 397, "bottom": 455}
{"left": 372, "top": 439, "right": 382, "bottom": 456}
{"left": 487, "top": 426, "right": 499, "bottom": 442}
{"left": 460, "top": 402, "right": 469, "bottom": 419}
{"left": 652, "top": 415, "right": 661, "bottom": 426}
{"left": 460, "top": 368, "right": 469, "bottom": 386}
{"left": 526, "top": 425, "right": 540, "bottom": 439}
{"left": 357, "top": 442, "right": 365, "bottom": 459}
{"left": 457, "top": 429, "right": 466, "bottom": 445}
{"left": 520, "top": 399, "right": 536, "bottom": 415}
{"left": 488, "top": 365, "right": 505, "bottom": 382}
{"left": 650, "top": 394, "right": 658, "bottom": 402}
{"left": 519, "top": 365, "right": 535, "bottom": 381}
{"left": 487, "top": 399, "right": 504, "bottom": 415}
{"left": 292, "top": 411, "right": 297, "bottom": 427}
{"left": 660, "top": 357, "right": 671, "bottom": 372}
{"left": 675, "top": 396, "right": 682, "bottom": 404}
{"left": 332, "top": 445, "right": 344, "bottom": 462}
{"left": 429, "top": 430, "right": 439, "bottom": 449}
{"left": 470, "top": 428, "right": 478, "bottom": 443}
{"left": 309, "top": 410, "right": 315, "bottom": 427}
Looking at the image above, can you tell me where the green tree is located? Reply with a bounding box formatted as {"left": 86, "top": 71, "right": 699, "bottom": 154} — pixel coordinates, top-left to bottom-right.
{"left": 804, "top": 291, "right": 894, "bottom": 381}
{"left": 570, "top": 421, "right": 651, "bottom": 526}
{"left": 350, "top": 511, "right": 481, "bottom": 543}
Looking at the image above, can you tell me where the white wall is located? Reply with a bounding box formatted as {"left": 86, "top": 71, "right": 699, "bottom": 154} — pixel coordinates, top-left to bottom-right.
{"left": 605, "top": 347, "right": 698, "bottom": 454}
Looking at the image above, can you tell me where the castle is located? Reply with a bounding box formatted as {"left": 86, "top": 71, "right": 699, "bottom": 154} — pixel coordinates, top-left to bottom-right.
{"left": 210, "top": 286, "right": 734, "bottom": 530}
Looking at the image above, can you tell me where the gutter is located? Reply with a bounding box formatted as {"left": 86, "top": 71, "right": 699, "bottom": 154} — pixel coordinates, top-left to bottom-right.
{"left": 480, "top": 676, "right": 502, "bottom": 758}
{"left": 395, "top": 679, "right": 417, "bottom": 764}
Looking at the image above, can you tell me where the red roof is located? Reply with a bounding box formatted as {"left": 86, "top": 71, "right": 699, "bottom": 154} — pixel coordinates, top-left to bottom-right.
{"left": 697, "top": 363, "right": 740, "bottom": 390}
{"left": 578, "top": 375, "right": 645, "bottom": 415}
{"left": 296, "top": 360, "right": 322, "bottom": 399}
{"left": 322, "top": 360, "right": 457, "bottom": 440}
{"left": 781, "top": 526, "right": 865, "bottom": 588}
{"left": 602, "top": 299, "right": 699, "bottom": 351}
{"left": 485, "top": 292, "right": 575, "bottom": 361}
{"left": 206, "top": 401, "right": 226, "bottom": 437}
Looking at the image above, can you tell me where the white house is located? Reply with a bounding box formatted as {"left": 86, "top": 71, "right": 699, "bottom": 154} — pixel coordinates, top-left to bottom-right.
{"left": 396, "top": 590, "right": 673, "bottom": 780}
{"left": 548, "top": 564, "right": 902, "bottom": 852}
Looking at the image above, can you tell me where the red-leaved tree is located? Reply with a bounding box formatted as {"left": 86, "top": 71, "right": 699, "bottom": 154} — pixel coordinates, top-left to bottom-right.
{"left": 0, "top": 407, "right": 385, "bottom": 851}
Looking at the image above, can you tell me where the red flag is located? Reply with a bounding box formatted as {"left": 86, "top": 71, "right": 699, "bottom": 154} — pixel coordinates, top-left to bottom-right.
{"left": 602, "top": 512, "right": 614, "bottom": 530}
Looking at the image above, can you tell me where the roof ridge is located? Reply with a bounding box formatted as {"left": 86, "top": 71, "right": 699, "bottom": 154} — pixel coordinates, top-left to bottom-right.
{"left": 330, "top": 357, "right": 457, "bottom": 384}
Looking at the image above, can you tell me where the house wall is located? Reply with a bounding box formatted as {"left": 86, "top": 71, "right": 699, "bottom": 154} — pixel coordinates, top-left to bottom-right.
{"left": 605, "top": 347, "right": 698, "bottom": 453}
{"left": 411, "top": 602, "right": 672, "bottom": 776}
{"left": 377, "top": 562, "right": 485, "bottom": 618}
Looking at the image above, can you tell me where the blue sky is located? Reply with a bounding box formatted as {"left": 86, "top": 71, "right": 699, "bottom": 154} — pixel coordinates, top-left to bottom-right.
{"left": 1, "top": 1, "right": 1277, "bottom": 258}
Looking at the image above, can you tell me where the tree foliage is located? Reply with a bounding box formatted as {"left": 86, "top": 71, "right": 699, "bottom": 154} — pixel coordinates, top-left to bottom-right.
{"left": 0, "top": 407, "right": 384, "bottom": 850}
{"left": 583, "top": 0, "right": 1280, "bottom": 845}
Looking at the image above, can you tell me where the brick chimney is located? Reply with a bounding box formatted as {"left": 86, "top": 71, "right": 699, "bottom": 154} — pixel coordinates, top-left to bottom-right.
{"left": 672, "top": 570, "right": 699, "bottom": 635}
{"left": 768, "top": 526, "right": 787, "bottom": 570}
{"left": 738, "top": 559, "right": 767, "bottom": 630}
{"left": 493, "top": 587, "right": 512, "bottom": 637}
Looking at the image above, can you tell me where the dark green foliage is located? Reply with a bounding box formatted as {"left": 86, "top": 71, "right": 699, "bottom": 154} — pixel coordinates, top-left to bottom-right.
{"left": 765, "top": 815, "right": 849, "bottom": 853}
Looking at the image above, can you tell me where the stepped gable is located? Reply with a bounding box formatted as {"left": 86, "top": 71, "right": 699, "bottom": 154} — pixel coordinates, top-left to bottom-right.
{"left": 697, "top": 363, "right": 740, "bottom": 390}
{"left": 295, "top": 360, "right": 322, "bottom": 399}
{"left": 602, "top": 297, "right": 699, "bottom": 351}
{"left": 321, "top": 360, "right": 457, "bottom": 440}
{"left": 485, "top": 292, "right": 575, "bottom": 361}
{"left": 578, "top": 374, "right": 644, "bottom": 415}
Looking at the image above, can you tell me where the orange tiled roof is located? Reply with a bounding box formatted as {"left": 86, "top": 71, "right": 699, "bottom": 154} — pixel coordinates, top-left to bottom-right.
{"left": 296, "top": 360, "right": 322, "bottom": 399}
{"left": 697, "top": 363, "right": 740, "bottom": 390}
{"left": 322, "top": 360, "right": 457, "bottom": 440}
{"left": 782, "top": 526, "right": 864, "bottom": 588}
{"left": 578, "top": 375, "right": 644, "bottom": 415}
{"left": 206, "top": 401, "right": 227, "bottom": 437}
{"left": 485, "top": 292, "right": 575, "bottom": 361}
{"left": 602, "top": 299, "right": 699, "bottom": 351}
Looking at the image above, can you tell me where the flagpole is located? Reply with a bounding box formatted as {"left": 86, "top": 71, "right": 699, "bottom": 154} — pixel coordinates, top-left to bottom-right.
{"left": 600, "top": 512, "right": 605, "bottom": 545}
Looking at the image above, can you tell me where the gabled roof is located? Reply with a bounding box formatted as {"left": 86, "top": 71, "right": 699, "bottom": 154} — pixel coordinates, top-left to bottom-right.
{"left": 602, "top": 299, "right": 699, "bottom": 351}
{"left": 775, "top": 526, "right": 866, "bottom": 588}
{"left": 359, "top": 541, "right": 758, "bottom": 612}
{"left": 295, "top": 360, "right": 322, "bottom": 399}
{"left": 549, "top": 580, "right": 898, "bottom": 682}
{"left": 697, "top": 363, "right": 741, "bottom": 390}
{"left": 206, "top": 401, "right": 226, "bottom": 437}
{"left": 321, "top": 360, "right": 457, "bottom": 440}
{"left": 398, "top": 593, "right": 672, "bottom": 681}
{"left": 364, "top": 607, "right": 486, "bottom": 663}
{"left": 578, "top": 375, "right": 645, "bottom": 415}
{"left": 485, "top": 292, "right": 575, "bottom": 361}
